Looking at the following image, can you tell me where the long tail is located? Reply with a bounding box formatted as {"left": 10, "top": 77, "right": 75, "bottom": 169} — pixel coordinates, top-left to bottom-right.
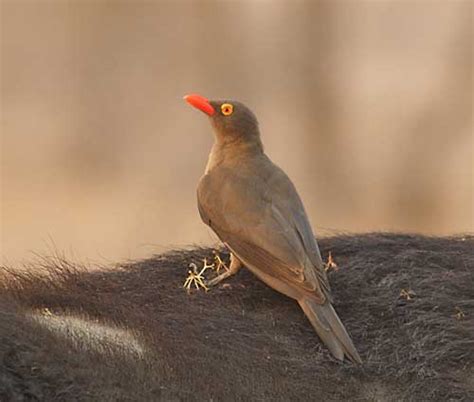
{"left": 298, "top": 298, "right": 362, "bottom": 364}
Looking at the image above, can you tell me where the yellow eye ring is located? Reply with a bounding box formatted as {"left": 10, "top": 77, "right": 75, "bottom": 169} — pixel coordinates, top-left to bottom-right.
{"left": 221, "top": 103, "right": 233, "bottom": 116}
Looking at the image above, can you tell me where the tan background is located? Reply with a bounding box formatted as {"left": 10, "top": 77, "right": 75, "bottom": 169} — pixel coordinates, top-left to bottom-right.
{"left": 1, "top": 0, "right": 472, "bottom": 264}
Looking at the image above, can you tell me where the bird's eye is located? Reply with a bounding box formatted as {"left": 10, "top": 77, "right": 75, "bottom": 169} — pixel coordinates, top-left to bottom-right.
{"left": 221, "top": 103, "right": 233, "bottom": 116}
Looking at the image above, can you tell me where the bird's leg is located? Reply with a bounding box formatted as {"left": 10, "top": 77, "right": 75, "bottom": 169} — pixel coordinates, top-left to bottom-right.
{"left": 206, "top": 253, "right": 242, "bottom": 287}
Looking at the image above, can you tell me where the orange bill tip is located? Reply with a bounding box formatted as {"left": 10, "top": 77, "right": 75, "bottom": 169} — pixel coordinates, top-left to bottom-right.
{"left": 183, "top": 93, "right": 215, "bottom": 116}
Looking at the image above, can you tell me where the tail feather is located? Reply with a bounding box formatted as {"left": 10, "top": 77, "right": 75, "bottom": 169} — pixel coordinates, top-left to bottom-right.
{"left": 298, "top": 298, "right": 362, "bottom": 364}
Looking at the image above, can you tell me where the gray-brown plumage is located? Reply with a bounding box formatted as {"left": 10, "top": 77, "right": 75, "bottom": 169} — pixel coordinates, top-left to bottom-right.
{"left": 184, "top": 94, "right": 362, "bottom": 364}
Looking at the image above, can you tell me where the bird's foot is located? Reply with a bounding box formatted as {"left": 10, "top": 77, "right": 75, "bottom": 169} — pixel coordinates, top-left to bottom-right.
{"left": 183, "top": 262, "right": 212, "bottom": 292}
{"left": 205, "top": 253, "right": 242, "bottom": 289}
{"left": 183, "top": 252, "right": 242, "bottom": 292}
{"left": 212, "top": 250, "right": 230, "bottom": 274}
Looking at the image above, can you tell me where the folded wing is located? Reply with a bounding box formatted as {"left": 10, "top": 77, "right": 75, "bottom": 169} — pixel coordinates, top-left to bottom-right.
{"left": 197, "top": 161, "right": 330, "bottom": 303}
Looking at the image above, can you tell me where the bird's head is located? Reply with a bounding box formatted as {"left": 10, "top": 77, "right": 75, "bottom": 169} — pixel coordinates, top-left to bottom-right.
{"left": 184, "top": 94, "right": 260, "bottom": 145}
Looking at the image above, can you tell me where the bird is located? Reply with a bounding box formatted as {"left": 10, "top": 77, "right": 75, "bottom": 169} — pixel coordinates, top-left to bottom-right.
{"left": 183, "top": 93, "right": 362, "bottom": 364}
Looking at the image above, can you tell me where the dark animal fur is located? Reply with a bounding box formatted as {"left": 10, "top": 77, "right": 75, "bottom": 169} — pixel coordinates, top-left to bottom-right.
{"left": 1, "top": 233, "right": 473, "bottom": 401}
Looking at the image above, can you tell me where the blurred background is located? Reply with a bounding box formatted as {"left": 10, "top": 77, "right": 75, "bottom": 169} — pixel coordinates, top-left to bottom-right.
{"left": 1, "top": 0, "right": 472, "bottom": 264}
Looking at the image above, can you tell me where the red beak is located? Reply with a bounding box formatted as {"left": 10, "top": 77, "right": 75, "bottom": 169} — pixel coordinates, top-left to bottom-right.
{"left": 183, "top": 94, "right": 215, "bottom": 116}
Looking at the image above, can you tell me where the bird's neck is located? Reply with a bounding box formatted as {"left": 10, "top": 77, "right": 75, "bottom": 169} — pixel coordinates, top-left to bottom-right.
{"left": 205, "top": 137, "right": 264, "bottom": 173}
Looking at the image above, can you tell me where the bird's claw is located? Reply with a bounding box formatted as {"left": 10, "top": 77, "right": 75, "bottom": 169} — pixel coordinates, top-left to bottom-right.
{"left": 183, "top": 262, "right": 211, "bottom": 292}
{"left": 183, "top": 252, "right": 231, "bottom": 293}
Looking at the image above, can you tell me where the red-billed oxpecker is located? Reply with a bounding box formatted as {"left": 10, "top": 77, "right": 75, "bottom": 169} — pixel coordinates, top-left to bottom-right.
{"left": 184, "top": 94, "right": 362, "bottom": 364}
